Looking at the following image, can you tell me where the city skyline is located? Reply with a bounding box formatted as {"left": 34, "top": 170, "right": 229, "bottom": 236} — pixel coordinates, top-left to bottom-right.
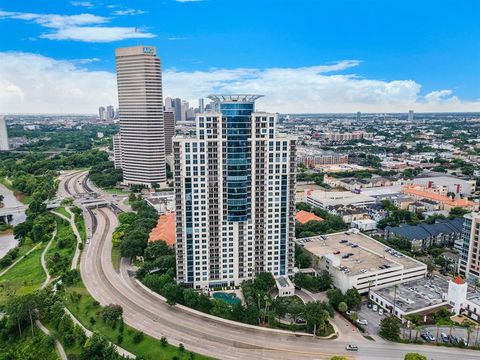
{"left": 0, "top": 0, "right": 479, "bottom": 114}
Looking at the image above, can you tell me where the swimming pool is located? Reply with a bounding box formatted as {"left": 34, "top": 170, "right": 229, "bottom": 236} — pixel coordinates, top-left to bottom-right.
{"left": 212, "top": 292, "right": 241, "bottom": 305}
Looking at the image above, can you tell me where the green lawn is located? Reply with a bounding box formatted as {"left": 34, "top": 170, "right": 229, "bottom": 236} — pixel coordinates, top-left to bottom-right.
{"left": 0, "top": 244, "right": 45, "bottom": 305}
{"left": 103, "top": 187, "right": 130, "bottom": 195}
{"left": 64, "top": 283, "right": 212, "bottom": 360}
{"left": 54, "top": 206, "right": 71, "bottom": 220}
{"left": 111, "top": 245, "right": 121, "bottom": 271}
{"left": 0, "top": 177, "right": 13, "bottom": 189}
{"left": 74, "top": 213, "right": 86, "bottom": 243}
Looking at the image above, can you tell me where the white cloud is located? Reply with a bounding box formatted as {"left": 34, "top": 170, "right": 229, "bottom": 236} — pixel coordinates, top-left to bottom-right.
{"left": 0, "top": 10, "right": 154, "bottom": 42}
{"left": 41, "top": 26, "right": 155, "bottom": 42}
{"left": 70, "top": 1, "right": 94, "bottom": 9}
{"left": 113, "top": 9, "right": 147, "bottom": 16}
{"left": 0, "top": 52, "right": 116, "bottom": 114}
{"left": 0, "top": 52, "right": 478, "bottom": 114}
{"left": 168, "top": 37, "right": 187, "bottom": 41}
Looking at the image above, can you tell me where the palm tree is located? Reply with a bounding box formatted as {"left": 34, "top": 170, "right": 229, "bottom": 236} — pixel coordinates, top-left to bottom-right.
{"left": 436, "top": 321, "right": 441, "bottom": 342}
{"left": 415, "top": 324, "right": 420, "bottom": 341}
{"left": 475, "top": 325, "right": 480, "bottom": 346}
{"left": 467, "top": 324, "right": 473, "bottom": 347}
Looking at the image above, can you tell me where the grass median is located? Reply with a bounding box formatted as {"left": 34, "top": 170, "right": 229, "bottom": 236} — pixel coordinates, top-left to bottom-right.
{"left": 64, "top": 282, "right": 212, "bottom": 360}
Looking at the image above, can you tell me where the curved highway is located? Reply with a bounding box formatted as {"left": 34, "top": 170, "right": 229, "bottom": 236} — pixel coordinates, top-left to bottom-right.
{"left": 68, "top": 173, "right": 480, "bottom": 360}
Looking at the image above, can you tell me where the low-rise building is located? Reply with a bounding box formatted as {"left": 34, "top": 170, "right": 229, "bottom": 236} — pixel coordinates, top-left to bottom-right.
{"left": 384, "top": 218, "right": 464, "bottom": 252}
{"left": 403, "top": 185, "right": 477, "bottom": 211}
{"left": 295, "top": 210, "right": 323, "bottom": 224}
{"left": 303, "top": 189, "right": 376, "bottom": 210}
{"left": 276, "top": 276, "right": 295, "bottom": 297}
{"left": 298, "top": 232, "right": 427, "bottom": 294}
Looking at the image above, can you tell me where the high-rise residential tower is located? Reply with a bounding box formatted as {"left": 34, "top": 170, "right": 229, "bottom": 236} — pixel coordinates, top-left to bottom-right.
{"left": 115, "top": 45, "right": 166, "bottom": 186}
{"left": 459, "top": 213, "right": 480, "bottom": 282}
{"left": 98, "top": 106, "right": 106, "bottom": 121}
{"left": 0, "top": 116, "right": 9, "bottom": 151}
{"left": 174, "top": 95, "right": 297, "bottom": 289}
{"left": 198, "top": 98, "right": 205, "bottom": 113}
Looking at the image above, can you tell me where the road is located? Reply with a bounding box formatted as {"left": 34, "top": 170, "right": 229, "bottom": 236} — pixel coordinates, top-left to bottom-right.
{"left": 63, "top": 171, "right": 480, "bottom": 360}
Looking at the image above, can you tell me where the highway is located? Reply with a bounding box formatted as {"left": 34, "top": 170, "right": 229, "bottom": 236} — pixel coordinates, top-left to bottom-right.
{"left": 61, "top": 171, "right": 480, "bottom": 360}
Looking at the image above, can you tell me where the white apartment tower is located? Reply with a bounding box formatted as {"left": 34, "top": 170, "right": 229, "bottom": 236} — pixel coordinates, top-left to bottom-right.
{"left": 0, "top": 116, "right": 9, "bottom": 151}
{"left": 115, "top": 45, "right": 166, "bottom": 186}
{"left": 459, "top": 213, "right": 480, "bottom": 282}
{"left": 174, "top": 95, "right": 297, "bottom": 289}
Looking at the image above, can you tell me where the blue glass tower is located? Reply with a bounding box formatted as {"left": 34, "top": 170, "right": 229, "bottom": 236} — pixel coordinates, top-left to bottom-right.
{"left": 209, "top": 95, "right": 263, "bottom": 222}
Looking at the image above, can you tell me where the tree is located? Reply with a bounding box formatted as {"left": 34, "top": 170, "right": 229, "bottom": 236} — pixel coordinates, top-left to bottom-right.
{"left": 330, "top": 357, "right": 348, "bottom": 360}
{"left": 404, "top": 353, "right": 427, "bottom": 360}
{"left": 101, "top": 304, "right": 123, "bottom": 326}
{"left": 296, "top": 202, "right": 312, "bottom": 212}
{"left": 345, "top": 288, "right": 362, "bottom": 309}
{"left": 338, "top": 301, "right": 348, "bottom": 314}
{"left": 326, "top": 289, "right": 344, "bottom": 310}
{"left": 379, "top": 316, "right": 401, "bottom": 341}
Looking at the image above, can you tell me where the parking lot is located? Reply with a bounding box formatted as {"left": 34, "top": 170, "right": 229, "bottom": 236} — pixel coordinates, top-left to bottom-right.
{"left": 355, "top": 301, "right": 386, "bottom": 335}
{"left": 419, "top": 325, "right": 480, "bottom": 346}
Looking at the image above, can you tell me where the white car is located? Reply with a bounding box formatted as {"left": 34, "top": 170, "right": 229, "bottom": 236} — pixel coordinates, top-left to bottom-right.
{"left": 372, "top": 304, "right": 378, "bottom": 312}
{"left": 356, "top": 319, "right": 368, "bottom": 326}
{"left": 378, "top": 308, "right": 384, "bottom": 316}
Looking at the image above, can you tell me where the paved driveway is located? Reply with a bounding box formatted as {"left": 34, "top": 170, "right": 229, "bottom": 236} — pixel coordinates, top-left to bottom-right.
{"left": 357, "top": 301, "right": 387, "bottom": 335}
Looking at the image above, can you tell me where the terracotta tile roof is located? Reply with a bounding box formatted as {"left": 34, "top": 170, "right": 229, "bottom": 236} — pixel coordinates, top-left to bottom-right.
{"left": 296, "top": 210, "right": 323, "bottom": 224}
{"left": 148, "top": 212, "right": 176, "bottom": 246}
{"left": 403, "top": 185, "right": 476, "bottom": 208}
{"left": 453, "top": 276, "right": 465, "bottom": 285}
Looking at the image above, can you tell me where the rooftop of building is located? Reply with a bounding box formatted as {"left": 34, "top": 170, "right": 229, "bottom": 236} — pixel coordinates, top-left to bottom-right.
{"left": 207, "top": 94, "right": 263, "bottom": 103}
{"left": 300, "top": 232, "right": 425, "bottom": 276}
{"left": 148, "top": 212, "right": 176, "bottom": 246}
{"left": 305, "top": 189, "right": 376, "bottom": 207}
{"left": 386, "top": 218, "right": 464, "bottom": 241}
{"left": 295, "top": 210, "right": 323, "bottom": 224}
{"left": 372, "top": 276, "right": 449, "bottom": 314}
{"left": 403, "top": 185, "right": 476, "bottom": 207}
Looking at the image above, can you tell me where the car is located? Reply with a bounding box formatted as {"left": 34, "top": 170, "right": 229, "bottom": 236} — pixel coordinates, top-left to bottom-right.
{"left": 342, "top": 254, "right": 350, "bottom": 259}
{"left": 441, "top": 333, "right": 449, "bottom": 343}
{"left": 421, "top": 333, "right": 435, "bottom": 342}
{"left": 333, "top": 250, "right": 340, "bottom": 255}
{"left": 378, "top": 309, "right": 384, "bottom": 316}
{"left": 344, "top": 232, "right": 351, "bottom": 236}
{"left": 345, "top": 344, "right": 358, "bottom": 351}
{"left": 295, "top": 317, "right": 306, "bottom": 324}
{"left": 367, "top": 302, "right": 373, "bottom": 309}
{"left": 461, "top": 337, "right": 468, "bottom": 346}
{"left": 351, "top": 244, "right": 358, "bottom": 248}
{"left": 372, "top": 304, "right": 378, "bottom": 312}
{"left": 340, "top": 239, "right": 348, "bottom": 244}
{"left": 450, "top": 335, "right": 458, "bottom": 345}
{"left": 294, "top": 285, "right": 301, "bottom": 291}
{"left": 356, "top": 319, "right": 368, "bottom": 326}
{"left": 346, "top": 310, "right": 354, "bottom": 316}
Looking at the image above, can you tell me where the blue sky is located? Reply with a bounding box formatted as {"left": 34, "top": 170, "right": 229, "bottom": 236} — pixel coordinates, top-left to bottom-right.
{"left": 0, "top": 0, "right": 479, "bottom": 114}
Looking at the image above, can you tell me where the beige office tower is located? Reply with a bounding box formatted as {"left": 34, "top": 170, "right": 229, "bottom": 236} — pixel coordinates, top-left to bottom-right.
{"left": 174, "top": 95, "right": 297, "bottom": 289}
{"left": 0, "top": 116, "right": 9, "bottom": 151}
{"left": 163, "top": 111, "right": 175, "bottom": 155}
{"left": 115, "top": 46, "right": 166, "bottom": 186}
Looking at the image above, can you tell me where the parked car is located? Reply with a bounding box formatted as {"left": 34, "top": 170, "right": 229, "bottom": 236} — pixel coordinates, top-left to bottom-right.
{"left": 342, "top": 254, "right": 350, "bottom": 259}
{"left": 356, "top": 319, "right": 368, "bottom": 326}
{"left": 441, "top": 333, "right": 449, "bottom": 343}
{"left": 450, "top": 335, "right": 458, "bottom": 345}
{"left": 461, "top": 337, "right": 468, "bottom": 346}
{"left": 346, "top": 310, "right": 354, "bottom": 316}
{"left": 333, "top": 250, "right": 340, "bottom": 255}
{"left": 340, "top": 239, "right": 348, "bottom": 243}
{"left": 367, "top": 302, "right": 372, "bottom": 309}
{"left": 378, "top": 308, "right": 384, "bottom": 316}
{"left": 345, "top": 344, "right": 358, "bottom": 351}
{"left": 295, "top": 317, "right": 306, "bottom": 324}
{"left": 372, "top": 304, "right": 378, "bottom": 312}
{"left": 421, "top": 332, "right": 435, "bottom": 342}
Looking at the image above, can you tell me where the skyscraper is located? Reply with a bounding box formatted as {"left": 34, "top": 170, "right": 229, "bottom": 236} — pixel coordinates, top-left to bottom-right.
{"left": 173, "top": 98, "right": 182, "bottom": 122}
{"left": 0, "top": 116, "right": 9, "bottom": 151}
{"left": 98, "top": 106, "right": 106, "bottom": 121}
{"left": 106, "top": 105, "right": 115, "bottom": 121}
{"left": 163, "top": 111, "right": 175, "bottom": 155}
{"left": 356, "top": 111, "right": 361, "bottom": 122}
{"left": 408, "top": 110, "right": 414, "bottom": 121}
{"left": 113, "top": 134, "right": 122, "bottom": 169}
{"left": 459, "top": 213, "right": 480, "bottom": 282}
{"left": 174, "top": 95, "right": 297, "bottom": 289}
{"left": 164, "top": 97, "right": 174, "bottom": 112}
{"left": 198, "top": 98, "right": 205, "bottom": 114}
{"left": 115, "top": 45, "right": 166, "bottom": 186}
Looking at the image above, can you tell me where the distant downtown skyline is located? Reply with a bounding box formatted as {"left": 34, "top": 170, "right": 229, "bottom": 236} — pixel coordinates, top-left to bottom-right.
{"left": 0, "top": 1, "right": 479, "bottom": 114}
